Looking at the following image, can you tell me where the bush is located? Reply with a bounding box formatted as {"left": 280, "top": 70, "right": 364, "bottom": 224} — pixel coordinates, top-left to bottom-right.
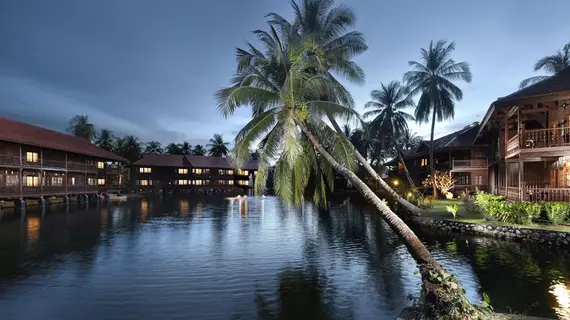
{"left": 510, "top": 202, "right": 542, "bottom": 225}
{"left": 461, "top": 191, "right": 479, "bottom": 213}
{"left": 474, "top": 190, "right": 504, "bottom": 219}
{"left": 543, "top": 202, "right": 570, "bottom": 224}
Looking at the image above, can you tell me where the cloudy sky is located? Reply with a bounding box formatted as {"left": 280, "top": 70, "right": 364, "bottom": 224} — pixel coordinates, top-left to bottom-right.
{"left": 0, "top": 0, "right": 569, "bottom": 146}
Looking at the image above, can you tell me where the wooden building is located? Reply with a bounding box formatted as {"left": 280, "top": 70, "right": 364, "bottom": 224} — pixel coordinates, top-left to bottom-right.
{"left": 389, "top": 123, "right": 489, "bottom": 193}
{"left": 476, "top": 66, "right": 570, "bottom": 202}
{"left": 0, "top": 117, "right": 126, "bottom": 201}
{"left": 130, "top": 153, "right": 258, "bottom": 193}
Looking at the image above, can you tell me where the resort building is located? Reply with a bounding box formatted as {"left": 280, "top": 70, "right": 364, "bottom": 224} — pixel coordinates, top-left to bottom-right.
{"left": 130, "top": 153, "right": 258, "bottom": 193}
{"left": 476, "top": 66, "right": 570, "bottom": 202}
{"left": 390, "top": 123, "right": 489, "bottom": 192}
{"left": 0, "top": 117, "right": 126, "bottom": 201}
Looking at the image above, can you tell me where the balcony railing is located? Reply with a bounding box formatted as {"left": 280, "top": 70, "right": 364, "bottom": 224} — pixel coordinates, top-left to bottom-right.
{"left": 42, "top": 186, "right": 67, "bottom": 194}
{"left": 452, "top": 159, "right": 487, "bottom": 170}
{"left": 522, "top": 127, "right": 570, "bottom": 149}
{"left": 0, "top": 186, "right": 20, "bottom": 196}
{"left": 67, "top": 161, "right": 86, "bottom": 171}
{"left": 0, "top": 154, "right": 20, "bottom": 166}
{"left": 43, "top": 159, "right": 67, "bottom": 169}
{"left": 523, "top": 187, "right": 570, "bottom": 202}
{"left": 506, "top": 134, "right": 520, "bottom": 157}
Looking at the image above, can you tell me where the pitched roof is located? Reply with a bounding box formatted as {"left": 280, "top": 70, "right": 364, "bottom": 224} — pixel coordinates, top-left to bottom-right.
{"left": 496, "top": 65, "right": 570, "bottom": 105}
{"left": 132, "top": 153, "right": 189, "bottom": 167}
{"left": 401, "top": 123, "right": 480, "bottom": 160}
{"left": 242, "top": 159, "right": 259, "bottom": 171}
{"left": 0, "top": 117, "right": 125, "bottom": 162}
{"left": 185, "top": 155, "right": 231, "bottom": 169}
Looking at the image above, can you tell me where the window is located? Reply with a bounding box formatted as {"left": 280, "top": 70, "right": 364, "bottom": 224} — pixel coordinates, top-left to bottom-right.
{"left": 229, "top": 180, "right": 234, "bottom": 185}
{"left": 5, "top": 171, "right": 19, "bottom": 186}
{"left": 178, "top": 168, "right": 188, "bottom": 174}
{"left": 420, "top": 159, "right": 428, "bottom": 166}
{"left": 475, "top": 175, "right": 483, "bottom": 186}
{"left": 139, "top": 167, "right": 152, "bottom": 173}
{"left": 98, "top": 162, "right": 105, "bottom": 169}
{"left": 218, "top": 169, "right": 224, "bottom": 175}
{"left": 193, "top": 180, "right": 203, "bottom": 185}
{"left": 237, "top": 180, "right": 249, "bottom": 186}
{"left": 97, "top": 179, "right": 105, "bottom": 186}
{"left": 193, "top": 168, "right": 203, "bottom": 175}
{"left": 138, "top": 180, "right": 152, "bottom": 186}
{"left": 70, "top": 177, "right": 76, "bottom": 186}
{"left": 238, "top": 169, "right": 249, "bottom": 176}
{"left": 88, "top": 178, "right": 97, "bottom": 186}
{"left": 25, "top": 176, "right": 40, "bottom": 187}
{"left": 178, "top": 180, "right": 189, "bottom": 185}
{"left": 26, "top": 152, "right": 39, "bottom": 163}
{"left": 227, "top": 169, "right": 234, "bottom": 175}
{"left": 51, "top": 176, "right": 63, "bottom": 186}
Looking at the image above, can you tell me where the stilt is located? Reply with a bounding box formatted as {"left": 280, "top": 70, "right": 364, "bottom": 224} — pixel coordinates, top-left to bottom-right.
{"left": 15, "top": 199, "right": 26, "bottom": 216}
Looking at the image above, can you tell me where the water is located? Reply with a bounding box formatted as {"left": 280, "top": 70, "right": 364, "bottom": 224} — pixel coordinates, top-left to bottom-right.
{"left": 0, "top": 196, "right": 568, "bottom": 320}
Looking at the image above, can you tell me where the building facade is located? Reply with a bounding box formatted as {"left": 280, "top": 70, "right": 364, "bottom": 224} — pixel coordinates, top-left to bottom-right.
{"left": 130, "top": 153, "right": 258, "bottom": 194}
{"left": 0, "top": 117, "right": 126, "bottom": 200}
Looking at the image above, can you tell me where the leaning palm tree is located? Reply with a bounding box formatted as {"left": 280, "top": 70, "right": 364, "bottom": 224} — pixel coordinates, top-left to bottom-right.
{"left": 265, "top": 0, "right": 421, "bottom": 215}
{"left": 364, "top": 81, "right": 416, "bottom": 188}
{"left": 67, "top": 115, "right": 96, "bottom": 142}
{"left": 95, "top": 129, "right": 115, "bottom": 152}
{"left": 404, "top": 40, "right": 472, "bottom": 198}
{"left": 207, "top": 134, "right": 230, "bottom": 157}
{"left": 520, "top": 41, "right": 570, "bottom": 88}
{"left": 144, "top": 141, "right": 163, "bottom": 154}
{"left": 165, "top": 143, "right": 182, "bottom": 155}
{"left": 217, "top": 36, "right": 483, "bottom": 318}
{"left": 179, "top": 141, "right": 192, "bottom": 155}
{"left": 192, "top": 145, "right": 206, "bottom": 156}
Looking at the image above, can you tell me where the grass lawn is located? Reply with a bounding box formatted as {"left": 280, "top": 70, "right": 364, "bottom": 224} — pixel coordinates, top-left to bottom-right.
{"left": 423, "top": 199, "right": 570, "bottom": 233}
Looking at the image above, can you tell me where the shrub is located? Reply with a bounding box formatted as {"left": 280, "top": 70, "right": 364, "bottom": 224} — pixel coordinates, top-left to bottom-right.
{"left": 510, "top": 202, "right": 542, "bottom": 225}
{"left": 543, "top": 202, "right": 570, "bottom": 224}
{"left": 446, "top": 204, "right": 458, "bottom": 220}
{"left": 461, "top": 191, "right": 479, "bottom": 213}
{"left": 474, "top": 190, "right": 504, "bottom": 219}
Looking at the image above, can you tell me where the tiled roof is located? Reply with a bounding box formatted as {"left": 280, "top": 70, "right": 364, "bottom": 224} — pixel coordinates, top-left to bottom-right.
{"left": 132, "top": 153, "right": 189, "bottom": 167}
{"left": 242, "top": 159, "right": 259, "bottom": 170}
{"left": 496, "top": 65, "right": 570, "bottom": 105}
{"left": 402, "top": 123, "right": 480, "bottom": 160}
{"left": 0, "top": 117, "right": 125, "bottom": 162}
{"left": 186, "top": 155, "right": 231, "bottom": 169}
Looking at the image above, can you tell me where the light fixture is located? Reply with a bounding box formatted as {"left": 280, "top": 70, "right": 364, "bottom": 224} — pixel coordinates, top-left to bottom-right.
{"left": 392, "top": 179, "right": 400, "bottom": 187}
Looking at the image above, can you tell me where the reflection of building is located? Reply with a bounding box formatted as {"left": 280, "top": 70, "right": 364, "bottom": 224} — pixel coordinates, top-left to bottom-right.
{"left": 0, "top": 117, "right": 126, "bottom": 200}
{"left": 130, "top": 153, "right": 258, "bottom": 193}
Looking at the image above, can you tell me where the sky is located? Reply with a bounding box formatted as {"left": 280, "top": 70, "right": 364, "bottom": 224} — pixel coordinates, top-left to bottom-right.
{"left": 0, "top": 0, "right": 569, "bottom": 146}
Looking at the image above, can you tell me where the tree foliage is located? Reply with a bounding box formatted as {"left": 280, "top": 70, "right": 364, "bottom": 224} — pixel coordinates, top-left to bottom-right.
{"left": 520, "top": 41, "right": 570, "bottom": 88}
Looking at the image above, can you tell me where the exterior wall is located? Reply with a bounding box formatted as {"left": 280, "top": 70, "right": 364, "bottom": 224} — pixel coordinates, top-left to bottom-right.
{"left": 0, "top": 141, "right": 124, "bottom": 199}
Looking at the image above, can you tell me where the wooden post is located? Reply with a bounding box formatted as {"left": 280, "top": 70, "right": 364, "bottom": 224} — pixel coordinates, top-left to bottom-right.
{"left": 504, "top": 114, "right": 508, "bottom": 195}
{"left": 65, "top": 154, "right": 68, "bottom": 195}
{"left": 19, "top": 145, "right": 23, "bottom": 200}
{"left": 518, "top": 158, "right": 524, "bottom": 201}
{"left": 85, "top": 158, "right": 88, "bottom": 193}
{"left": 40, "top": 149, "right": 43, "bottom": 197}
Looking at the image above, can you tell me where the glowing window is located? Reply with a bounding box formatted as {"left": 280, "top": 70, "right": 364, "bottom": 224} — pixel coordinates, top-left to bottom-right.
{"left": 26, "top": 152, "right": 39, "bottom": 163}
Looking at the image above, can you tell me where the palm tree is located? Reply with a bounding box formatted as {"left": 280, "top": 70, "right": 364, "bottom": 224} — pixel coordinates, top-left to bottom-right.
{"left": 404, "top": 40, "right": 472, "bottom": 198}
{"left": 343, "top": 124, "right": 369, "bottom": 159}
{"left": 217, "top": 33, "right": 481, "bottom": 318}
{"left": 364, "top": 81, "right": 416, "bottom": 188}
{"left": 95, "top": 129, "right": 115, "bottom": 152}
{"left": 265, "top": 0, "right": 421, "bottom": 215}
{"left": 67, "top": 115, "right": 96, "bottom": 142}
{"left": 520, "top": 41, "right": 570, "bottom": 88}
{"left": 192, "top": 145, "right": 206, "bottom": 156}
{"left": 398, "top": 128, "right": 422, "bottom": 151}
{"left": 144, "top": 141, "right": 163, "bottom": 154}
{"left": 207, "top": 134, "right": 230, "bottom": 157}
{"left": 179, "top": 141, "right": 192, "bottom": 155}
{"left": 115, "top": 135, "right": 141, "bottom": 162}
{"left": 165, "top": 143, "right": 182, "bottom": 155}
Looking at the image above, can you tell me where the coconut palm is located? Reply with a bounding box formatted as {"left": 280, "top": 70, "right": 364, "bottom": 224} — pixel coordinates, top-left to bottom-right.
{"left": 266, "top": 0, "right": 422, "bottom": 214}
{"left": 144, "top": 141, "right": 163, "bottom": 154}
{"left": 343, "top": 124, "right": 369, "bottom": 159}
{"left": 67, "top": 115, "right": 96, "bottom": 142}
{"left": 398, "top": 128, "right": 422, "bottom": 151}
{"left": 404, "top": 40, "right": 472, "bottom": 198}
{"left": 179, "top": 141, "right": 192, "bottom": 155}
{"left": 95, "top": 129, "right": 115, "bottom": 152}
{"left": 364, "top": 81, "right": 416, "bottom": 188}
{"left": 165, "top": 143, "right": 182, "bottom": 155}
{"left": 116, "top": 135, "right": 141, "bottom": 162}
{"left": 192, "top": 145, "right": 206, "bottom": 156}
{"left": 207, "top": 134, "right": 230, "bottom": 157}
{"left": 520, "top": 41, "right": 570, "bottom": 88}
{"left": 217, "top": 35, "right": 482, "bottom": 318}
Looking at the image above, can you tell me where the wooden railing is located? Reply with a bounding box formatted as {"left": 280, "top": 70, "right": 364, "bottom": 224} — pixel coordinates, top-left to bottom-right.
{"left": 67, "top": 161, "right": 86, "bottom": 171}
{"left": 506, "top": 134, "right": 520, "bottom": 157}
{"left": 0, "top": 154, "right": 20, "bottom": 166}
{"left": 452, "top": 159, "right": 487, "bottom": 169}
{"left": 43, "top": 159, "right": 67, "bottom": 169}
{"left": 523, "top": 187, "right": 570, "bottom": 202}
{"left": 0, "top": 186, "right": 20, "bottom": 196}
{"left": 522, "top": 127, "right": 570, "bottom": 149}
{"left": 506, "top": 186, "right": 520, "bottom": 201}
{"left": 42, "top": 186, "right": 67, "bottom": 194}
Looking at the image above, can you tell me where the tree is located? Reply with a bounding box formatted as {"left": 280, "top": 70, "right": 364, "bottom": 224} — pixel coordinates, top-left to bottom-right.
{"left": 404, "top": 40, "right": 472, "bottom": 198}
{"left": 343, "top": 124, "right": 369, "bottom": 160}
{"left": 398, "top": 127, "right": 422, "bottom": 151}
{"left": 364, "top": 81, "right": 416, "bottom": 188}
{"left": 115, "top": 135, "right": 141, "bottom": 162}
{"left": 144, "top": 141, "right": 163, "bottom": 154}
{"left": 95, "top": 129, "right": 115, "bottom": 152}
{"left": 67, "top": 115, "right": 96, "bottom": 142}
{"left": 165, "top": 143, "right": 182, "bottom": 155}
{"left": 520, "top": 41, "right": 570, "bottom": 88}
{"left": 179, "top": 141, "right": 192, "bottom": 155}
{"left": 207, "top": 134, "right": 230, "bottom": 157}
{"left": 266, "top": 0, "right": 421, "bottom": 215}
{"left": 217, "top": 30, "right": 482, "bottom": 318}
{"left": 192, "top": 145, "right": 206, "bottom": 156}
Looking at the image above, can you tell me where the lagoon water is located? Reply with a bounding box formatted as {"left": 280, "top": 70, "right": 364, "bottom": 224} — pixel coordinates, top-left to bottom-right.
{"left": 0, "top": 196, "right": 568, "bottom": 319}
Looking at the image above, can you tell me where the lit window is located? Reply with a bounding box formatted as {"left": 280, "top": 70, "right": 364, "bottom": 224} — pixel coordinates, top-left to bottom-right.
{"left": 238, "top": 169, "right": 249, "bottom": 176}
{"left": 139, "top": 167, "right": 152, "bottom": 173}
{"left": 421, "top": 159, "right": 428, "bottom": 166}
{"left": 138, "top": 180, "right": 152, "bottom": 186}
{"left": 71, "top": 177, "right": 76, "bottom": 185}
{"left": 98, "top": 162, "right": 105, "bottom": 169}
{"left": 227, "top": 170, "right": 234, "bottom": 175}
{"left": 229, "top": 180, "right": 234, "bottom": 185}
{"left": 475, "top": 176, "right": 483, "bottom": 185}
{"left": 97, "top": 179, "right": 105, "bottom": 185}
{"left": 178, "top": 180, "right": 188, "bottom": 185}
{"left": 26, "top": 152, "right": 39, "bottom": 163}
{"left": 238, "top": 180, "right": 249, "bottom": 186}
{"left": 178, "top": 168, "right": 188, "bottom": 174}
{"left": 6, "top": 172, "right": 19, "bottom": 186}
{"left": 88, "top": 178, "right": 97, "bottom": 185}
{"left": 194, "top": 180, "right": 203, "bottom": 185}
{"left": 51, "top": 176, "right": 63, "bottom": 186}
{"left": 25, "top": 176, "right": 40, "bottom": 187}
{"left": 218, "top": 169, "right": 224, "bottom": 175}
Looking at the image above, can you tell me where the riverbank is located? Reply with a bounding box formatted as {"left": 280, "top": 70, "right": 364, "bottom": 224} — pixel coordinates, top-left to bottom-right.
{"left": 404, "top": 200, "right": 570, "bottom": 247}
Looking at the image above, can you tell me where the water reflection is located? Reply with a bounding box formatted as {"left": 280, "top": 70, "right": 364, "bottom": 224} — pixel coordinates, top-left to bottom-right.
{"left": 0, "top": 197, "right": 567, "bottom": 319}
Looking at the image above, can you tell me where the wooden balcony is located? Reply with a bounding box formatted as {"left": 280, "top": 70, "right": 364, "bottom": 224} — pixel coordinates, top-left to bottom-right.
{"left": 506, "top": 134, "right": 520, "bottom": 158}
{"left": 42, "top": 159, "right": 67, "bottom": 170}
{"left": 0, "top": 155, "right": 20, "bottom": 167}
{"left": 523, "top": 187, "right": 570, "bottom": 202}
{"left": 451, "top": 159, "right": 487, "bottom": 172}
{"left": 506, "top": 127, "right": 570, "bottom": 158}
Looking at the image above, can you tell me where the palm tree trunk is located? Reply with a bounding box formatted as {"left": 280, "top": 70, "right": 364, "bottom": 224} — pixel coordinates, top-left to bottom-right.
{"left": 327, "top": 117, "right": 423, "bottom": 216}
{"left": 299, "top": 122, "right": 483, "bottom": 319}
{"left": 394, "top": 141, "right": 416, "bottom": 189}
{"left": 430, "top": 107, "right": 438, "bottom": 199}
